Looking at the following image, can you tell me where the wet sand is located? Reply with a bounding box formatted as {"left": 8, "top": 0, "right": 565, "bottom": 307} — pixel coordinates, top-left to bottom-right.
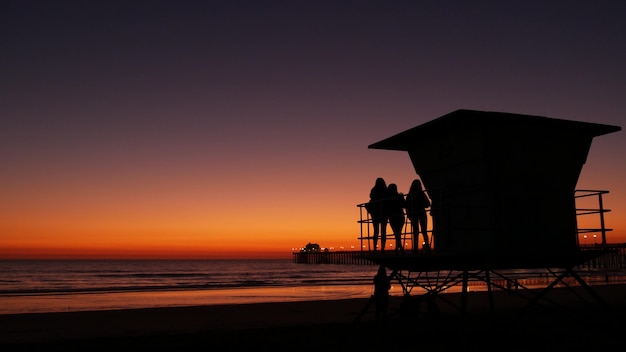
{"left": 2, "top": 284, "right": 626, "bottom": 351}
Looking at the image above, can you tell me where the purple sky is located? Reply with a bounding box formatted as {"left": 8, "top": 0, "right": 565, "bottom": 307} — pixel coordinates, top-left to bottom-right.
{"left": 2, "top": 1, "right": 625, "bottom": 257}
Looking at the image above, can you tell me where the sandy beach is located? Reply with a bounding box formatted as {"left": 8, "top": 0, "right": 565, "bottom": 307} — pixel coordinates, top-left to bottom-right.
{"left": 2, "top": 283, "right": 626, "bottom": 351}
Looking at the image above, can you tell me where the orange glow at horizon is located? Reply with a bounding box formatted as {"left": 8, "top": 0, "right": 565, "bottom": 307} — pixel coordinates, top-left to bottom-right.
{"left": 2, "top": 201, "right": 625, "bottom": 260}
{"left": 2, "top": 149, "right": 625, "bottom": 259}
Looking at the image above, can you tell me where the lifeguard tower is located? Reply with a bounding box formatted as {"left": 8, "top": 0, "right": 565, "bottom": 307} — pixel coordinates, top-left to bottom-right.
{"left": 359, "top": 109, "right": 621, "bottom": 316}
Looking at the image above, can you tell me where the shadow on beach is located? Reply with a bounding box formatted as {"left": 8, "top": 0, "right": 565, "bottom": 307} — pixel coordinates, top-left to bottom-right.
{"left": 2, "top": 284, "right": 626, "bottom": 351}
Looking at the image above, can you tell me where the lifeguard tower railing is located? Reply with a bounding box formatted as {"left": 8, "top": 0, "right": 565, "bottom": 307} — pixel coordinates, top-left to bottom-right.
{"left": 357, "top": 189, "right": 612, "bottom": 253}
{"left": 575, "top": 189, "right": 611, "bottom": 246}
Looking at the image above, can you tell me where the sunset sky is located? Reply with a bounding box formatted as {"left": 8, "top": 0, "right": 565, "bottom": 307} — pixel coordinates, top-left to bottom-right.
{"left": 2, "top": 1, "right": 625, "bottom": 259}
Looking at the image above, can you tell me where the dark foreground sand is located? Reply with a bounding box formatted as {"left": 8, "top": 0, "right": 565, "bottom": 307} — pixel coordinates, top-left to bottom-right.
{"left": 2, "top": 284, "right": 626, "bottom": 351}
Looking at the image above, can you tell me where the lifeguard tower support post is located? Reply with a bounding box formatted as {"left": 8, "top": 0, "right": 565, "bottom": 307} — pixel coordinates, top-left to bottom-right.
{"left": 364, "top": 109, "right": 621, "bottom": 315}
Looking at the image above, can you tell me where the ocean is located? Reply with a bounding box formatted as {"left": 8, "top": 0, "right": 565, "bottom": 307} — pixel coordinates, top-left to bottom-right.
{"left": 0, "top": 259, "right": 380, "bottom": 315}
{"left": 1, "top": 259, "right": 623, "bottom": 315}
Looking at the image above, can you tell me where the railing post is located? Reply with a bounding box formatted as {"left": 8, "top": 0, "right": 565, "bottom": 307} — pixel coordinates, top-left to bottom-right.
{"left": 598, "top": 192, "right": 607, "bottom": 245}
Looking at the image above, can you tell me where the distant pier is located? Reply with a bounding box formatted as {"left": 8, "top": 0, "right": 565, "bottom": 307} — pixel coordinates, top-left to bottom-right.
{"left": 292, "top": 251, "right": 374, "bottom": 265}
{"left": 578, "top": 244, "right": 626, "bottom": 269}
{"left": 293, "top": 244, "right": 626, "bottom": 269}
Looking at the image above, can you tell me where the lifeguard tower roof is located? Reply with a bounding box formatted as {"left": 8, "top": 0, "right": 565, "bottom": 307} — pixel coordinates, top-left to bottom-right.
{"left": 369, "top": 109, "right": 620, "bottom": 258}
{"left": 369, "top": 109, "right": 620, "bottom": 151}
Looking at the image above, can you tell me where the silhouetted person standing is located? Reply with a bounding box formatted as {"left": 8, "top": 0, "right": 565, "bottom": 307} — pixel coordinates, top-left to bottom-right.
{"left": 386, "top": 183, "right": 406, "bottom": 254}
{"left": 368, "top": 177, "right": 388, "bottom": 253}
{"left": 373, "top": 265, "right": 391, "bottom": 324}
{"left": 405, "top": 179, "right": 431, "bottom": 252}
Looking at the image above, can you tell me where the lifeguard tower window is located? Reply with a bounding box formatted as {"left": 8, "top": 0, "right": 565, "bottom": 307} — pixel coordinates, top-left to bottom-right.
{"left": 366, "top": 109, "right": 621, "bottom": 261}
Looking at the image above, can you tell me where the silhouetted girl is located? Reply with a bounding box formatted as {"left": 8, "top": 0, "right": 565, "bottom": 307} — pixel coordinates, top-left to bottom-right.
{"left": 386, "top": 183, "right": 406, "bottom": 253}
{"left": 368, "top": 177, "right": 388, "bottom": 253}
{"left": 405, "top": 179, "right": 431, "bottom": 252}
